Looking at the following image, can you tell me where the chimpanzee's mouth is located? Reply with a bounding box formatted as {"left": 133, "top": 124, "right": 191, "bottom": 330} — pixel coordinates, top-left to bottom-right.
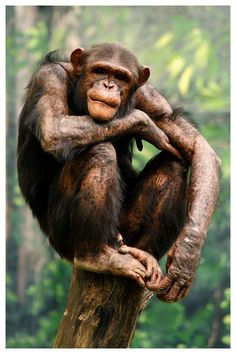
{"left": 88, "top": 91, "right": 120, "bottom": 108}
{"left": 89, "top": 97, "right": 117, "bottom": 108}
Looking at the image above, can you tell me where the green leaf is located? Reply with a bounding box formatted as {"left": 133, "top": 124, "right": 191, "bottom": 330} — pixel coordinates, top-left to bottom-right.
{"left": 223, "top": 314, "right": 230, "bottom": 326}
{"left": 195, "top": 40, "right": 210, "bottom": 68}
{"left": 178, "top": 65, "right": 194, "bottom": 96}
{"left": 221, "top": 335, "right": 230, "bottom": 346}
{"left": 167, "top": 56, "right": 186, "bottom": 78}
{"left": 155, "top": 32, "right": 174, "bottom": 49}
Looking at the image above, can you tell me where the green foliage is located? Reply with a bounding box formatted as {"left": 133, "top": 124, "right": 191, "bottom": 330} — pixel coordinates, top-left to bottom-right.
{"left": 132, "top": 300, "right": 185, "bottom": 348}
{"left": 6, "top": 5, "right": 230, "bottom": 349}
{"left": 132, "top": 114, "right": 230, "bottom": 348}
{"left": 7, "top": 259, "right": 71, "bottom": 348}
{"left": 25, "top": 21, "right": 49, "bottom": 61}
{"left": 133, "top": 297, "right": 215, "bottom": 348}
{"left": 153, "top": 18, "right": 229, "bottom": 111}
{"left": 220, "top": 289, "right": 230, "bottom": 346}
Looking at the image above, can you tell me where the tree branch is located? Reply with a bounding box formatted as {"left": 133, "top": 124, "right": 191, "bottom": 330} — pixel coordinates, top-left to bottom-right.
{"left": 54, "top": 266, "right": 151, "bottom": 348}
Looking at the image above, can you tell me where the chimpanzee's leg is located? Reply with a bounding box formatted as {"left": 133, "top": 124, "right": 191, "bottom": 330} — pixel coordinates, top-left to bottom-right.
{"left": 119, "top": 151, "right": 188, "bottom": 260}
{"left": 48, "top": 142, "right": 150, "bottom": 286}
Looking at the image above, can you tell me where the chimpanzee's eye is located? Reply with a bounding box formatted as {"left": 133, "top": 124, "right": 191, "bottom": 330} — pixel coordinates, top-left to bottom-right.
{"left": 115, "top": 73, "right": 130, "bottom": 83}
{"left": 92, "top": 67, "right": 107, "bottom": 75}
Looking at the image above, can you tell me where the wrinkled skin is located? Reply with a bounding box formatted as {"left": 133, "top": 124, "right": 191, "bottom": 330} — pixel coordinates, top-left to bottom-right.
{"left": 87, "top": 79, "right": 120, "bottom": 121}
{"left": 71, "top": 47, "right": 149, "bottom": 122}
{"left": 118, "top": 244, "right": 163, "bottom": 290}
{"left": 152, "top": 227, "right": 203, "bottom": 302}
{"left": 133, "top": 84, "right": 221, "bottom": 301}
{"left": 17, "top": 43, "right": 221, "bottom": 303}
{"left": 74, "top": 244, "right": 163, "bottom": 289}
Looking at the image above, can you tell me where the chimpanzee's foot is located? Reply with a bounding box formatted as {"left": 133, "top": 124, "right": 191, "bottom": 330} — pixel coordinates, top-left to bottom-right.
{"left": 74, "top": 246, "right": 148, "bottom": 288}
{"left": 118, "top": 245, "right": 163, "bottom": 291}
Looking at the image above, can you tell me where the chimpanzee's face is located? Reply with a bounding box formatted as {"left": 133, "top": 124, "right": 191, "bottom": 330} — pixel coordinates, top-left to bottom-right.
{"left": 82, "top": 61, "right": 135, "bottom": 121}
{"left": 70, "top": 44, "right": 150, "bottom": 121}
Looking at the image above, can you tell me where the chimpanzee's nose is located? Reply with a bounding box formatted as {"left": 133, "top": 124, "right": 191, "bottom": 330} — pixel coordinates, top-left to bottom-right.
{"left": 103, "top": 80, "right": 115, "bottom": 90}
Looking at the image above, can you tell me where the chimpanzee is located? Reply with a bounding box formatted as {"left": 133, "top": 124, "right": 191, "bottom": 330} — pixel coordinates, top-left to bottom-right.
{"left": 17, "top": 43, "right": 220, "bottom": 302}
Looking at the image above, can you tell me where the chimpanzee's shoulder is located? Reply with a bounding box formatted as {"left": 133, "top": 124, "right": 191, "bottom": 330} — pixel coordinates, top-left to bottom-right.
{"left": 40, "top": 49, "right": 70, "bottom": 65}
{"left": 29, "top": 50, "right": 70, "bottom": 83}
{"left": 31, "top": 61, "right": 69, "bottom": 90}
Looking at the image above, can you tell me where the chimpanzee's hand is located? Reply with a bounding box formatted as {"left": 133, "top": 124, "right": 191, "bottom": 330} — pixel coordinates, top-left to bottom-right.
{"left": 118, "top": 245, "right": 163, "bottom": 289}
{"left": 135, "top": 110, "right": 183, "bottom": 161}
{"left": 155, "top": 226, "right": 204, "bottom": 302}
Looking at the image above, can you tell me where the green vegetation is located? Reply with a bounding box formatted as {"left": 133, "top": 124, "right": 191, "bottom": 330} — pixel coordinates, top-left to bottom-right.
{"left": 6, "top": 6, "right": 230, "bottom": 348}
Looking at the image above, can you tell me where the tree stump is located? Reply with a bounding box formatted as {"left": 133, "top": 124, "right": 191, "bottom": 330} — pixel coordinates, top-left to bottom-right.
{"left": 54, "top": 267, "right": 152, "bottom": 348}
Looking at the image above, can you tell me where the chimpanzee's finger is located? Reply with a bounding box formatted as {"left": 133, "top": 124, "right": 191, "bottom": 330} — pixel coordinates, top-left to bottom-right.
{"left": 164, "top": 143, "right": 185, "bottom": 164}
{"left": 145, "top": 259, "right": 154, "bottom": 278}
{"left": 156, "top": 272, "right": 163, "bottom": 284}
{"left": 175, "top": 286, "right": 187, "bottom": 301}
{"left": 145, "top": 269, "right": 158, "bottom": 290}
{"left": 156, "top": 262, "right": 163, "bottom": 276}
{"left": 176, "top": 286, "right": 190, "bottom": 301}
{"left": 127, "top": 270, "right": 145, "bottom": 288}
{"left": 165, "top": 282, "right": 182, "bottom": 302}
{"left": 166, "top": 247, "right": 175, "bottom": 270}
{"left": 155, "top": 275, "right": 172, "bottom": 294}
{"left": 145, "top": 267, "right": 164, "bottom": 291}
{"left": 135, "top": 266, "right": 147, "bottom": 279}
{"left": 157, "top": 282, "right": 182, "bottom": 303}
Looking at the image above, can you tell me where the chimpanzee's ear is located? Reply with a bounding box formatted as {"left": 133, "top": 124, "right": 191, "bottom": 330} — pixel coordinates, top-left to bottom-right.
{"left": 70, "top": 48, "right": 85, "bottom": 73}
{"left": 138, "top": 65, "right": 150, "bottom": 87}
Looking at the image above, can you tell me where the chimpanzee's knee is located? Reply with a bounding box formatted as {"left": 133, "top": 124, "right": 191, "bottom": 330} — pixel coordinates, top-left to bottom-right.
{"left": 141, "top": 153, "right": 188, "bottom": 259}
{"left": 141, "top": 151, "right": 188, "bottom": 182}
{"left": 85, "top": 142, "right": 117, "bottom": 167}
{"left": 70, "top": 142, "right": 122, "bottom": 253}
{"left": 76, "top": 142, "right": 120, "bottom": 209}
{"left": 47, "top": 142, "right": 121, "bottom": 260}
{"left": 126, "top": 151, "right": 189, "bottom": 260}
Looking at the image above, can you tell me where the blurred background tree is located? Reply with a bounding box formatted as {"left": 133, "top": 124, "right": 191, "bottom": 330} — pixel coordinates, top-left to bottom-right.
{"left": 6, "top": 5, "right": 230, "bottom": 348}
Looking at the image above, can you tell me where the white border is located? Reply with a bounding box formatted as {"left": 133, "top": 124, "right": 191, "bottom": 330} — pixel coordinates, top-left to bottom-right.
{"left": 1, "top": 1, "right": 234, "bottom": 353}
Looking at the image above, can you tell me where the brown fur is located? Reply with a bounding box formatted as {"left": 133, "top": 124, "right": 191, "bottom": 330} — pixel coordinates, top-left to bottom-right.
{"left": 17, "top": 43, "right": 221, "bottom": 302}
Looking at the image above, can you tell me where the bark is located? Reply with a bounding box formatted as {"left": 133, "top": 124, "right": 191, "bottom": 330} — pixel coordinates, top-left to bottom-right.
{"left": 54, "top": 267, "right": 152, "bottom": 348}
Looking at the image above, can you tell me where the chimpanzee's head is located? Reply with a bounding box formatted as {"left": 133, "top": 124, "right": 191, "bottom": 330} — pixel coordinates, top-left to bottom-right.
{"left": 71, "top": 43, "right": 150, "bottom": 121}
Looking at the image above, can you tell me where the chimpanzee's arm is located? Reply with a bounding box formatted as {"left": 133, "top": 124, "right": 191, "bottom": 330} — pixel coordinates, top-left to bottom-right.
{"left": 135, "top": 83, "right": 221, "bottom": 302}
{"left": 34, "top": 65, "right": 179, "bottom": 160}
{"left": 135, "top": 83, "right": 173, "bottom": 119}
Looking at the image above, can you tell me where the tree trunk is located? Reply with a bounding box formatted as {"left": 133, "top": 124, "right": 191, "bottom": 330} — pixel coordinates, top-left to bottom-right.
{"left": 54, "top": 267, "right": 152, "bottom": 348}
{"left": 14, "top": 6, "right": 40, "bottom": 305}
